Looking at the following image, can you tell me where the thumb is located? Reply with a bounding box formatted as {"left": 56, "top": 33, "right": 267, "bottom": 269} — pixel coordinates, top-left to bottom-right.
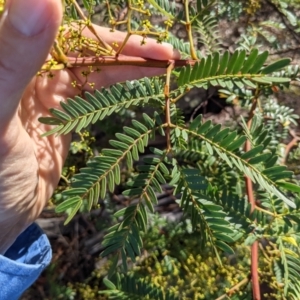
{"left": 0, "top": 0, "right": 62, "bottom": 123}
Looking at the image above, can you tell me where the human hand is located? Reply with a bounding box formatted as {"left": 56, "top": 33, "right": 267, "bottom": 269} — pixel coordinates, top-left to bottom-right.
{"left": 0, "top": 0, "right": 179, "bottom": 254}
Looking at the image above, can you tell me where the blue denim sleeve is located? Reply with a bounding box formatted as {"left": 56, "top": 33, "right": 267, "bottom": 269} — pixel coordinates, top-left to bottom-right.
{"left": 0, "top": 223, "right": 52, "bottom": 300}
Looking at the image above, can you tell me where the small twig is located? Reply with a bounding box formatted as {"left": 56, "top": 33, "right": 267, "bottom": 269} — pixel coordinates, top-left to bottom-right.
{"left": 254, "top": 205, "right": 276, "bottom": 217}
{"left": 60, "top": 174, "right": 70, "bottom": 186}
{"left": 282, "top": 129, "right": 300, "bottom": 164}
{"left": 189, "top": 90, "right": 215, "bottom": 122}
{"left": 115, "top": 32, "right": 132, "bottom": 56}
{"left": 190, "top": 100, "right": 207, "bottom": 122}
{"left": 114, "top": 0, "right": 134, "bottom": 56}
{"left": 164, "top": 60, "right": 175, "bottom": 151}
{"left": 184, "top": 0, "right": 198, "bottom": 59}
{"left": 118, "top": 6, "right": 128, "bottom": 22}
{"left": 71, "top": 0, "right": 114, "bottom": 54}
{"left": 215, "top": 275, "right": 251, "bottom": 300}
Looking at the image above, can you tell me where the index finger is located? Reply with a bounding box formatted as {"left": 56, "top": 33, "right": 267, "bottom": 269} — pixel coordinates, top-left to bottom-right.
{"left": 69, "top": 25, "right": 180, "bottom": 89}
{"left": 82, "top": 25, "right": 180, "bottom": 60}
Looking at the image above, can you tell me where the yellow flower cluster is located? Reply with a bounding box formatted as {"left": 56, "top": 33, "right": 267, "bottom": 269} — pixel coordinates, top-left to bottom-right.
{"left": 132, "top": 244, "right": 251, "bottom": 299}
{"left": 246, "top": 0, "right": 261, "bottom": 15}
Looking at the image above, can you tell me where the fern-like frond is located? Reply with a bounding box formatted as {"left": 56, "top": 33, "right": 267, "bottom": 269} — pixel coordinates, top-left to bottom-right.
{"left": 147, "top": 0, "right": 177, "bottom": 19}
{"left": 176, "top": 133, "right": 245, "bottom": 195}
{"left": 101, "top": 204, "right": 145, "bottom": 267}
{"left": 124, "top": 148, "right": 170, "bottom": 213}
{"left": 176, "top": 115, "right": 300, "bottom": 207}
{"left": 215, "top": 191, "right": 254, "bottom": 230}
{"left": 100, "top": 274, "right": 180, "bottom": 300}
{"left": 100, "top": 148, "right": 171, "bottom": 266}
{"left": 271, "top": 0, "right": 297, "bottom": 27}
{"left": 55, "top": 113, "right": 158, "bottom": 224}
{"left": 176, "top": 49, "right": 291, "bottom": 90}
{"left": 171, "top": 166, "right": 236, "bottom": 261}
{"left": 167, "top": 34, "right": 203, "bottom": 59}
{"left": 190, "top": 0, "right": 220, "bottom": 53}
{"left": 39, "top": 78, "right": 165, "bottom": 136}
{"left": 195, "top": 16, "right": 220, "bottom": 53}
{"left": 170, "top": 107, "right": 188, "bottom": 150}
{"left": 282, "top": 197, "right": 300, "bottom": 229}
{"left": 277, "top": 238, "right": 300, "bottom": 298}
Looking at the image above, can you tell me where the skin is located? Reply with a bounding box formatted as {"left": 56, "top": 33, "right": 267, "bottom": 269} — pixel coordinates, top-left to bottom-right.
{"left": 0, "top": 0, "right": 179, "bottom": 254}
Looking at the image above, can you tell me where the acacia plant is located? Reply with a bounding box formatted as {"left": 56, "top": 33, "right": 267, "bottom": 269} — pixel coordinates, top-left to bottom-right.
{"left": 17, "top": 0, "right": 300, "bottom": 299}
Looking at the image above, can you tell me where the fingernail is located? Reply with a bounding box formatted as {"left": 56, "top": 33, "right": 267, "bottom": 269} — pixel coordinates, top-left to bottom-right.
{"left": 8, "top": 0, "right": 51, "bottom": 36}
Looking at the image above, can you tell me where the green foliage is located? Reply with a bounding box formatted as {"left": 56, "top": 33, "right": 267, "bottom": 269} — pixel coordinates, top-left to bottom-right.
{"left": 36, "top": 0, "right": 300, "bottom": 298}
{"left": 177, "top": 50, "right": 291, "bottom": 89}
{"left": 39, "top": 78, "right": 165, "bottom": 136}
{"left": 100, "top": 274, "right": 180, "bottom": 300}
{"left": 132, "top": 216, "right": 252, "bottom": 299}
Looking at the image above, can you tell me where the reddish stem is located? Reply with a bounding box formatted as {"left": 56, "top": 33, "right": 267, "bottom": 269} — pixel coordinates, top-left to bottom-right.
{"left": 251, "top": 240, "right": 260, "bottom": 299}
{"left": 282, "top": 130, "right": 300, "bottom": 165}
{"left": 67, "top": 55, "right": 197, "bottom": 69}
{"left": 245, "top": 106, "right": 261, "bottom": 299}
{"left": 245, "top": 163, "right": 260, "bottom": 299}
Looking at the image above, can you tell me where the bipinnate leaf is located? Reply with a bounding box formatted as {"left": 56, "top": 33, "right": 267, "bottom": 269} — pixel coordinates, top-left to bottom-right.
{"left": 39, "top": 79, "right": 164, "bottom": 136}
{"left": 176, "top": 49, "right": 290, "bottom": 91}
{"left": 181, "top": 120, "right": 297, "bottom": 208}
